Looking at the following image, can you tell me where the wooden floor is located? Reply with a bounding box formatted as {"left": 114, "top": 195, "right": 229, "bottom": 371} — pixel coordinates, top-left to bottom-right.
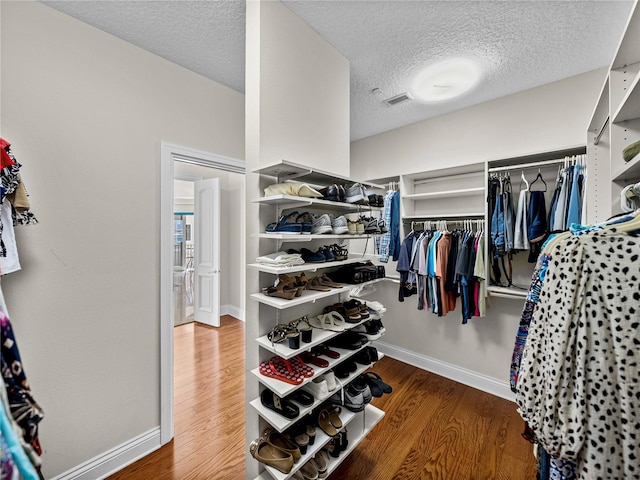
{"left": 108, "top": 316, "right": 535, "bottom": 480}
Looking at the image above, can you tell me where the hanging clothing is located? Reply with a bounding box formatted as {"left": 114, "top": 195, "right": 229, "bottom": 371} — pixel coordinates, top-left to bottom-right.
{"left": 396, "top": 233, "right": 417, "bottom": 301}
{"left": 378, "top": 190, "right": 401, "bottom": 263}
{"left": 0, "top": 201, "right": 21, "bottom": 275}
{"left": 513, "top": 189, "right": 530, "bottom": 250}
{"left": 565, "top": 163, "right": 582, "bottom": 228}
{"left": 527, "top": 191, "right": 547, "bottom": 262}
{"left": 516, "top": 225, "right": 640, "bottom": 479}
{"left": 552, "top": 169, "right": 569, "bottom": 230}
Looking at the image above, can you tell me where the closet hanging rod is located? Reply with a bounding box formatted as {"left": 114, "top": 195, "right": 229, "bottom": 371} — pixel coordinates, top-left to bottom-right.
{"left": 593, "top": 117, "right": 610, "bottom": 146}
{"left": 488, "top": 157, "right": 578, "bottom": 173}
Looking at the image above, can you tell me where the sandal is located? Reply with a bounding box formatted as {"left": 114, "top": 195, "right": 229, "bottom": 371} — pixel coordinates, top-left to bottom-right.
{"left": 287, "top": 390, "right": 315, "bottom": 407}
{"left": 318, "top": 408, "right": 338, "bottom": 436}
{"left": 307, "top": 276, "right": 331, "bottom": 292}
{"left": 327, "top": 405, "right": 343, "bottom": 429}
{"left": 299, "top": 351, "right": 329, "bottom": 368}
{"left": 345, "top": 299, "right": 368, "bottom": 319}
{"left": 365, "top": 372, "right": 392, "bottom": 394}
{"left": 259, "top": 357, "right": 305, "bottom": 385}
{"left": 295, "top": 212, "right": 313, "bottom": 234}
{"left": 325, "top": 303, "right": 360, "bottom": 323}
{"left": 260, "top": 389, "right": 300, "bottom": 419}
{"left": 263, "top": 281, "right": 298, "bottom": 300}
{"left": 311, "top": 345, "right": 341, "bottom": 359}
{"left": 309, "top": 312, "right": 346, "bottom": 332}
{"left": 294, "top": 315, "right": 313, "bottom": 343}
{"left": 329, "top": 244, "right": 348, "bottom": 261}
{"left": 265, "top": 211, "right": 303, "bottom": 235}
{"left": 288, "top": 355, "right": 315, "bottom": 378}
{"left": 294, "top": 273, "right": 309, "bottom": 296}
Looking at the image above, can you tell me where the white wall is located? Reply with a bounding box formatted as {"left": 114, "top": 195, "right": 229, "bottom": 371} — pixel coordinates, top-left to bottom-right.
{"left": 350, "top": 69, "right": 607, "bottom": 392}
{"left": 0, "top": 1, "right": 244, "bottom": 477}
{"left": 256, "top": 0, "right": 350, "bottom": 175}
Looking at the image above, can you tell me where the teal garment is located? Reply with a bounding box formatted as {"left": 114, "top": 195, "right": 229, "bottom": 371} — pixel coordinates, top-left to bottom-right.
{"left": 0, "top": 403, "right": 38, "bottom": 480}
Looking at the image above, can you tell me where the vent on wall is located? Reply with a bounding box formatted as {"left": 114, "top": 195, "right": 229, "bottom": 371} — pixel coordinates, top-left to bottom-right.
{"left": 384, "top": 92, "right": 412, "bottom": 106}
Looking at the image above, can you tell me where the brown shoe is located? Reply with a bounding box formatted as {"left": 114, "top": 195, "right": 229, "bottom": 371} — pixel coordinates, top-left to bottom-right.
{"left": 249, "top": 438, "right": 293, "bottom": 474}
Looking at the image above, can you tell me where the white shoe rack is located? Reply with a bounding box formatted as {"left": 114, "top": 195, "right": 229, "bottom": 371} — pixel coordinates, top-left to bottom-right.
{"left": 249, "top": 161, "right": 388, "bottom": 480}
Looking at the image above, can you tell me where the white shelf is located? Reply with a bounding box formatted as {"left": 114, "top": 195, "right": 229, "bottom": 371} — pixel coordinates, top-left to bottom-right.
{"left": 613, "top": 152, "right": 640, "bottom": 182}
{"left": 322, "top": 405, "right": 385, "bottom": 478}
{"left": 612, "top": 69, "right": 640, "bottom": 124}
{"left": 251, "top": 278, "right": 388, "bottom": 310}
{"left": 247, "top": 257, "right": 366, "bottom": 275}
{"left": 259, "top": 409, "right": 358, "bottom": 480}
{"left": 252, "top": 342, "right": 375, "bottom": 398}
{"left": 256, "top": 233, "right": 381, "bottom": 242}
{"left": 255, "top": 316, "right": 374, "bottom": 360}
{"left": 487, "top": 285, "right": 528, "bottom": 299}
{"left": 253, "top": 194, "right": 379, "bottom": 211}
{"left": 250, "top": 353, "right": 385, "bottom": 433}
{"left": 402, "top": 187, "right": 485, "bottom": 200}
{"left": 252, "top": 159, "right": 383, "bottom": 189}
{"left": 253, "top": 404, "right": 385, "bottom": 480}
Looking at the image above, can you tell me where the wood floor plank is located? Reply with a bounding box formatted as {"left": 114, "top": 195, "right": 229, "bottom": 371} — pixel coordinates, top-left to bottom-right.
{"left": 108, "top": 318, "right": 535, "bottom": 480}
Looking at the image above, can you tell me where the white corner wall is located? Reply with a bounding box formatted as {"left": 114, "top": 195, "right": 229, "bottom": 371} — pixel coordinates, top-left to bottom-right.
{"left": 350, "top": 69, "right": 607, "bottom": 395}
{"left": 1, "top": 1, "right": 244, "bottom": 478}
{"left": 256, "top": 1, "right": 350, "bottom": 175}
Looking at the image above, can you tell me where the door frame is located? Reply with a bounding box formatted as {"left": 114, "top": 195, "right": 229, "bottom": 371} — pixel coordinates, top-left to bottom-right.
{"left": 160, "top": 142, "right": 245, "bottom": 445}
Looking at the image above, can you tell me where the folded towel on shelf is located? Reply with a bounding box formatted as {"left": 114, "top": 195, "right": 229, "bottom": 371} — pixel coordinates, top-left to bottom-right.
{"left": 256, "top": 251, "right": 305, "bottom": 266}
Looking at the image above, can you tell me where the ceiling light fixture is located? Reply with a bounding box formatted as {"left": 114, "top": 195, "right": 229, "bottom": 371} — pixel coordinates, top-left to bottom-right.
{"left": 412, "top": 58, "right": 480, "bottom": 102}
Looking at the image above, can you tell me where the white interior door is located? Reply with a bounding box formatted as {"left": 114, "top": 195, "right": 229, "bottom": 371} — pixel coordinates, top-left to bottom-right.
{"left": 194, "top": 178, "right": 221, "bottom": 327}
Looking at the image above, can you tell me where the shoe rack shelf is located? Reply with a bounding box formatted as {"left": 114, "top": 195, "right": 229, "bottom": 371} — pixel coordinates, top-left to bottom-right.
{"left": 252, "top": 159, "right": 384, "bottom": 190}
{"left": 251, "top": 278, "right": 388, "bottom": 310}
{"left": 256, "top": 233, "right": 381, "bottom": 241}
{"left": 253, "top": 194, "right": 380, "bottom": 212}
{"left": 247, "top": 257, "right": 367, "bottom": 275}
{"left": 253, "top": 404, "right": 385, "bottom": 480}
{"left": 251, "top": 160, "right": 387, "bottom": 480}
{"left": 252, "top": 338, "right": 384, "bottom": 399}
{"left": 250, "top": 353, "right": 385, "bottom": 433}
{"left": 255, "top": 315, "right": 380, "bottom": 359}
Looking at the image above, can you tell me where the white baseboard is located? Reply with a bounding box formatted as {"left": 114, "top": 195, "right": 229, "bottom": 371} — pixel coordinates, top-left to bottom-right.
{"left": 373, "top": 341, "right": 515, "bottom": 402}
{"left": 49, "top": 428, "right": 161, "bottom": 480}
{"left": 221, "top": 304, "right": 245, "bottom": 321}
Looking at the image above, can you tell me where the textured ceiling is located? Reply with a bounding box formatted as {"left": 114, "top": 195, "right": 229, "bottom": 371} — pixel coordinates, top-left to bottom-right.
{"left": 41, "top": 0, "right": 634, "bottom": 141}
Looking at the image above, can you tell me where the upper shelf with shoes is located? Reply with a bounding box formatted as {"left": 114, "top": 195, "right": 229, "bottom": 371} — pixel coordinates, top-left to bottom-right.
{"left": 252, "top": 159, "right": 384, "bottom": 189}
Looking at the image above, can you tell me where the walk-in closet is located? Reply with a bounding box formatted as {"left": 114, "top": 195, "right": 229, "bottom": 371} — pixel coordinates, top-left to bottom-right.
{"left": 2, "top": 1, "right": 639, "bottom": 480}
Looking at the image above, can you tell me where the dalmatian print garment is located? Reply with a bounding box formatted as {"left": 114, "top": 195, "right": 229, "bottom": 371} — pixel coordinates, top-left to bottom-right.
{"left": 516, "top": 229, "right": 640, "bottom": 479}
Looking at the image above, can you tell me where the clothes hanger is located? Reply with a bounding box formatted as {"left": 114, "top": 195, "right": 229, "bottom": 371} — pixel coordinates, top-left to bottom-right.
{"left": 520, "top": 170, "right": 529, "bottom": 192}
{"left": 529, "top": 168, "right": 547, "bottom": 192}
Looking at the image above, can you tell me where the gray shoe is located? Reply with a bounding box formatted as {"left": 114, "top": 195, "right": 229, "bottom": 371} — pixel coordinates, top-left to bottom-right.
{"left": 311, "top": 214, "right": 333, "bottom": 234}
{"left": 329, "top": 215, "right": 349, "bottom": 234}
{"left": 331, "top": 385, "right": 365, "bottom": 412}
{"left": 344, "top": 183, "right": 368, "bottom": 204}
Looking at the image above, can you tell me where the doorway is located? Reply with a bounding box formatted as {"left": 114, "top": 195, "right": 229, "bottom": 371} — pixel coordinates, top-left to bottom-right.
{"left": 160, "top": 142, "right": 245, "bottom": 444}
{"left": 172, "top": 174, "right": 222, "bottom": 328}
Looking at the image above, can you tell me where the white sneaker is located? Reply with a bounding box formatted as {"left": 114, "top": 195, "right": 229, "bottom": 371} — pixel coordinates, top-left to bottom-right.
{"left": 324, "top": 370, "right": 338, "bottom": 392}
{"left": 329, "top": 215, "right": 349, "bottom": 235}
{"left": 311, "top": 214, "right": 333, "bottom": 234}
{"left": 304, "top": 376, "right": 329, "bottom": 398}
